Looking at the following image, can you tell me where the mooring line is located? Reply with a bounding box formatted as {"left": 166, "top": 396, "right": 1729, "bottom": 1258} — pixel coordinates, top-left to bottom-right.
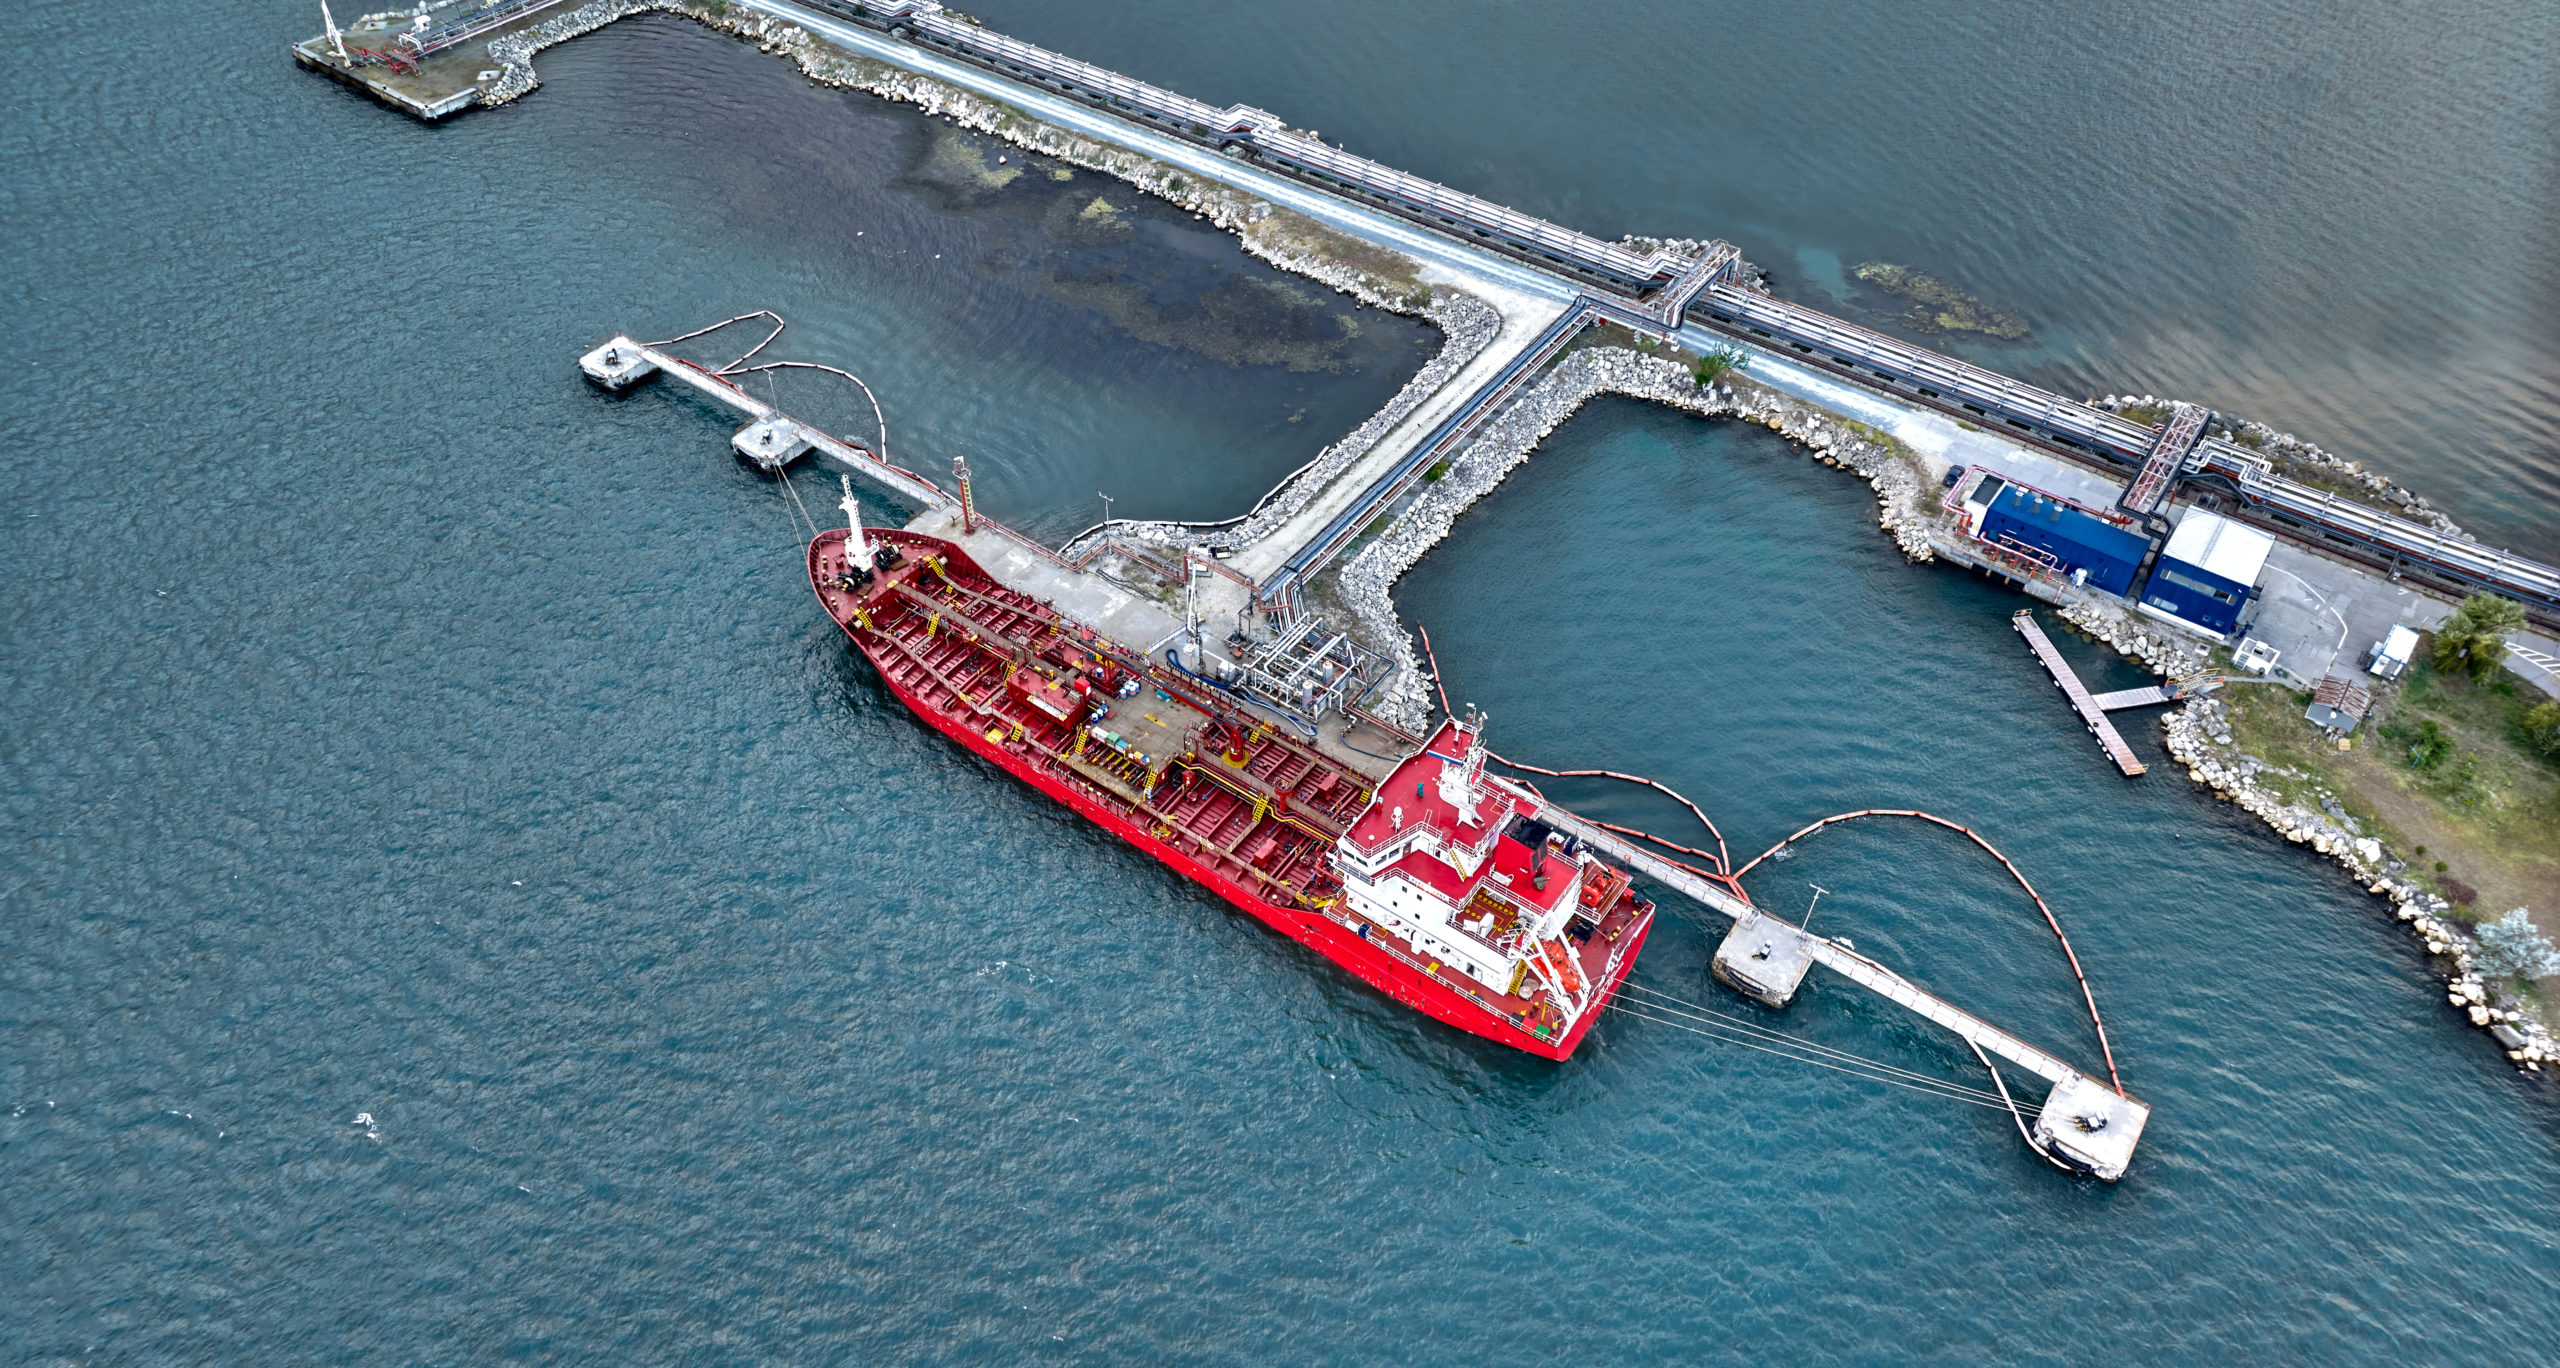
{"left": 1736, "top": 809, "right": 2126, "bottom": 1096}
{"left": 1603, "top": 1000, "right": 2011, "bottom": 1111}
{"left": 1614, "top": 981, "right": 2008, "bottom": 1105}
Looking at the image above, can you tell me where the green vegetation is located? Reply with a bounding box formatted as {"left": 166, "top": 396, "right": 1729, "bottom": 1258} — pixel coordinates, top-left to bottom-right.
{"left": 2223, "top": 647, "right": 2560, "bottom": 920}
{"left": 2527, "top": 701, "right": 2560, "bottom": 758}
{"left": 2116, "top": 402, "right": 2173, "bottom": 428}
{"left": 1690, "top": 343, "right": 1750, "bottom": 388}
{"left": 2402, "top": 718, "right": 2454, "bottom": 772}
{"left": 1422, "top": 460, "right": 1451, "bottom": 483}
{"left": 2431, "top": 593, "right": 2528, "bottom": 681}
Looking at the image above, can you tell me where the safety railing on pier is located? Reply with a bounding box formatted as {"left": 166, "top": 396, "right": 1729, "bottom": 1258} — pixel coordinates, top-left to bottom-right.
{"left": 2187, "top": 440, "right": 2560, "bottom": 610}
{"left": 1260, "top": 301, "right": 1596, "bottom": 607}
{"left": 801, "top": 0, "right": 1706, "bottom": 290}
{"left": 401, "top": 0, "right": 572, "bottom": 57}
{"left": 752, "top": 0, "right": 2560, "bottom": 616}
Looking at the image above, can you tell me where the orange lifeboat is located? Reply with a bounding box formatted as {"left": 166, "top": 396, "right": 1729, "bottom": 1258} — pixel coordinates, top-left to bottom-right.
{"left": 1540, "top": 938, "right": 1585, "bottom": 997}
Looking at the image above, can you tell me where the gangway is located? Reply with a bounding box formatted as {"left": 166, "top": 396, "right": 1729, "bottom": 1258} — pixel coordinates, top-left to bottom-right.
{"left": 2119, "top": 402, "right": 2212, "bottom": 517}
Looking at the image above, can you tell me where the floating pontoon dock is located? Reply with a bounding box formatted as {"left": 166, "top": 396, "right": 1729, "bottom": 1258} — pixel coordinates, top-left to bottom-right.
{"left": 2014, "top": 611, "right": 2148, "bottom": 777}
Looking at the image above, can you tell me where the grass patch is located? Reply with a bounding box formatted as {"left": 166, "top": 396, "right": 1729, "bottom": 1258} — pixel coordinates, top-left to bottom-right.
{"left": 1423, "top": 460, "right": 1451, "bottom": 483}
{"left": 1247, "top": 208, "right": 1423, "bottom": 297}
{"left": 2220, "top": 659, "right": 2560, "bottom": 917}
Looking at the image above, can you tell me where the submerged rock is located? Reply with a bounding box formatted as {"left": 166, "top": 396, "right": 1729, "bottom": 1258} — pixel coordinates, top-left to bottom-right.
{"left": 1851, "top": 262, "right": 2029, "bottom": 341}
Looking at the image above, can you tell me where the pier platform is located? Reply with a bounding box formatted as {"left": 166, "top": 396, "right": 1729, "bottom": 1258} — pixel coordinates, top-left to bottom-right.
{"left": 2014, "top": 611, "right": 2147, "bottom": 776}
{"left": 579, "top": 336, "right": 948, "bottom": 508}
{"left": 291, "top": 1, "right": 571, "bottom": 121}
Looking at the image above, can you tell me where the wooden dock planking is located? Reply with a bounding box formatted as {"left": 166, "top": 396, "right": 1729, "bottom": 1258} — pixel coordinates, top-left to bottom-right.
{"left": 2013, "top": 612, "right": 2147, "bottom": 776}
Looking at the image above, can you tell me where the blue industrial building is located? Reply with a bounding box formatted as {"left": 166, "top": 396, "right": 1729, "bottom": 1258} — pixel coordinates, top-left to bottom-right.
{"left": 1963, "top": 478, "right": 2149, "bottom": 595}
{"left": 2137, "top": 509, "right": 2275, "bottom": 639}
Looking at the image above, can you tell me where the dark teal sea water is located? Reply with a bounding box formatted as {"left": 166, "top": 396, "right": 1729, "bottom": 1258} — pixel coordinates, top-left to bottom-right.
{"left": 7, "top": 3, "right": 2558, "bottom": 1362}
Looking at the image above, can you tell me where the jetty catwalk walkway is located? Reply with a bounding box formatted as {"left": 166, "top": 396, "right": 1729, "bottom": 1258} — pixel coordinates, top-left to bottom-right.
{"left": 578, "top": 334, "right": 947, "bottom": 508}
{"left": 1539, "top": 807, "right": 2146, "bottom": 1179}
{"left": 450, "top": 0, "right": 2560, "bottom": 624}
{"left": 577, "top": 323, "right": 2150, "bottom": 1178}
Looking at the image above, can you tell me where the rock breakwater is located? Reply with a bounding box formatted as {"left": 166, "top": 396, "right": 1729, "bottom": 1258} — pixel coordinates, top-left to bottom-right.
{"left": 2155, "top": 689, "right": 2555, "bottom": 1071}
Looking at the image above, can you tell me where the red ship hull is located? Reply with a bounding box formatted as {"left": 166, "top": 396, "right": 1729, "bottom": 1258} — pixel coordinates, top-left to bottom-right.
{"left": 810, "top": 527, "right": 1645, "bottom": 1059}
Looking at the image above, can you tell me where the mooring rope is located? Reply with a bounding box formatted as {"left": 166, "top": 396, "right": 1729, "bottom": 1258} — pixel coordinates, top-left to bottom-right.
{"left": 1735, "top": 809, "right": 2126, "bottom": 1097}
{"left": 1613, "top": 981, "right": 2010, "bottom": 1106}
{"left": 1603, "top": 998, "right": 2012, "bottom": 1111}
{"left": 774, "top": 462, "right": 822, "bottom": 543}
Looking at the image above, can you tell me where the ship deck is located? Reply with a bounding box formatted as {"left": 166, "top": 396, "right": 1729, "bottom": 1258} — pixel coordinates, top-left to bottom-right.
{"left": 809, "top": 525, "right": 1652, "bottom": 1050}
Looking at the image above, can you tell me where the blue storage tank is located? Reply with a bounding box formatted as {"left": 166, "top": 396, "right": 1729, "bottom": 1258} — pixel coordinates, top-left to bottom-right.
{"left": 1974, "top": 482, "right": 2149, "bottom": 595}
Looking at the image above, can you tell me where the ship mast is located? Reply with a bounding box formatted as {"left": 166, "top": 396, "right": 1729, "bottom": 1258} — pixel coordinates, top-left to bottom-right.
{"left": 838, "top": 474, "right": 871, "bottom": 570}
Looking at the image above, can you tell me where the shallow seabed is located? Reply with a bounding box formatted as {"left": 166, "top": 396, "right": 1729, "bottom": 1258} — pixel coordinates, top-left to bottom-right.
{"left": 5, "top": 2, "right": 2558, "bottom": 1364}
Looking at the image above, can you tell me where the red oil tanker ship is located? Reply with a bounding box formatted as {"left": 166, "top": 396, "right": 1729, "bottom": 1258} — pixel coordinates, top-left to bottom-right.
{"left": 810, "top": 521, "right": 1654, "bottom": 1058}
